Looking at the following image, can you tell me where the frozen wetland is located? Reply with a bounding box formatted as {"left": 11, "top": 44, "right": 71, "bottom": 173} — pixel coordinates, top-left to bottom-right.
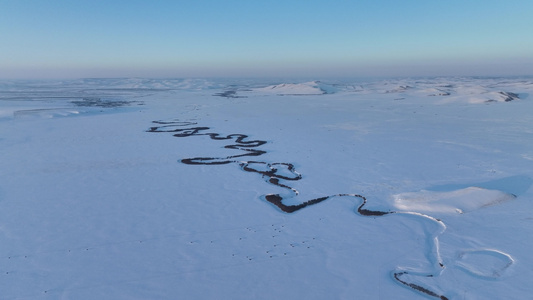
{"left": 1, "top": 77, "right": 532, "bottom": 299}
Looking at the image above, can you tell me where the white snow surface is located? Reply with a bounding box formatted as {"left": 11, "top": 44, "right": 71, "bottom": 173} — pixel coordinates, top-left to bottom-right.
{"left": 249, "top": 81, "right": 328, "bottom": 95}
{"left": 392, "top": 187, "right": 516, "bottom": 214}
{"left": 1, "top": 77, "right": 532, "bottom": 299}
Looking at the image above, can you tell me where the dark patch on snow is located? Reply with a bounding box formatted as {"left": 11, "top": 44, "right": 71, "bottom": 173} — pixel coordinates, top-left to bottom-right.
{"left": 394, "top": 272, "right": 449, "bottom": 300}
{"left": 213, "top": 90, "right": 247, "bottom": 98}
{"left": 71, "top": 97, "right": 141, "bottom": 108}
{"left": 499, "top": 91, "right": 520, "bottom": 102}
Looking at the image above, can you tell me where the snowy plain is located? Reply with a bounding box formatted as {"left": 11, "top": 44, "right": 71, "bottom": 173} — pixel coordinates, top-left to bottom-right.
{"left": 0, "top": 77, "right": 532, "bottom": 299}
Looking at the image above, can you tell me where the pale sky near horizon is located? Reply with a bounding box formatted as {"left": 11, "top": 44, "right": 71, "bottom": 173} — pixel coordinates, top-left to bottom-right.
{"left": 1, "top": 0, "right": 532, "bottom": 79}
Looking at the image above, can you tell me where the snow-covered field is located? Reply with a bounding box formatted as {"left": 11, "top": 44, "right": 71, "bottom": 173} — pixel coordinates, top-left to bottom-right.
{"left": 1, "top": 77, "right": 532, "bottom": 299}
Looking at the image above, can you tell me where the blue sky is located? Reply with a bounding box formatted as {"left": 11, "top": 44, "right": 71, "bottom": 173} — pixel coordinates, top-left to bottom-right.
{"left": 1, "top": 0, "right": 532, "bottom": 79}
